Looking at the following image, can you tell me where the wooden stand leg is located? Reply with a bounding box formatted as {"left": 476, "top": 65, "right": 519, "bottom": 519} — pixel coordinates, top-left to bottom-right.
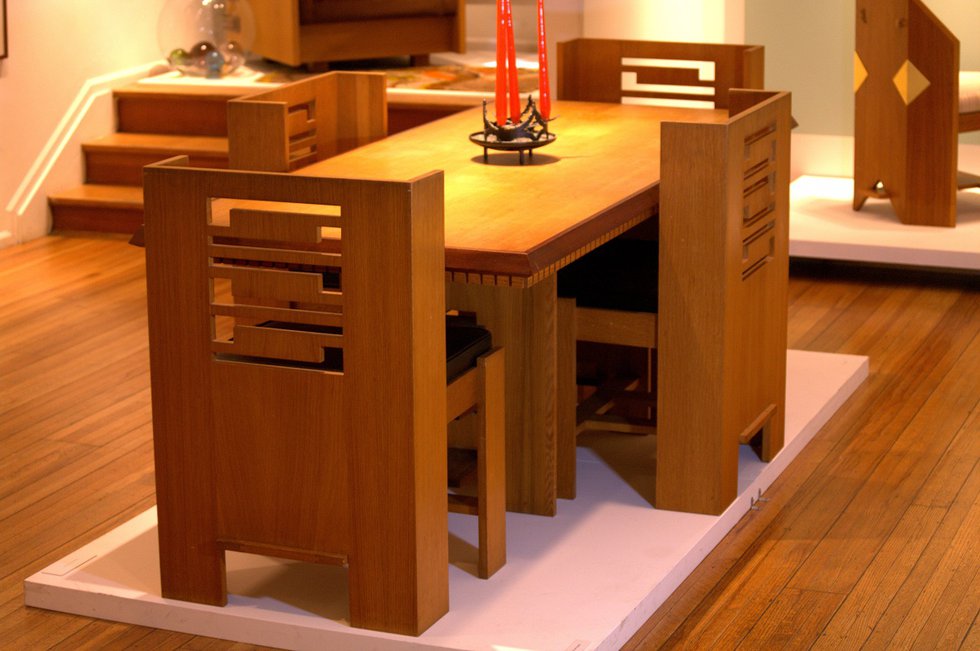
{"left": 156, "top": 503, "right": 227, "bottom": 606}
{"left": 477, "top": 350, "right": 507, "bottom": 578}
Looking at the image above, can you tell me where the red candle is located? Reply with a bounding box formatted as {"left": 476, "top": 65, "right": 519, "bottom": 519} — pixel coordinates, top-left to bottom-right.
{"left": 504, "top": 0, "right": 521, "bottom": 122}
{"left": 536, "top": 0, "right": 551, "bottom": 119}
{"left": 495, "top": 0, "right": 508, "bottom": 125}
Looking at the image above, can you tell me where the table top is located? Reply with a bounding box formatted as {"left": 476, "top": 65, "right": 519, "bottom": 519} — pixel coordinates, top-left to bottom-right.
{"left": 300, "top": 101, "right": 727, "bottom": 286}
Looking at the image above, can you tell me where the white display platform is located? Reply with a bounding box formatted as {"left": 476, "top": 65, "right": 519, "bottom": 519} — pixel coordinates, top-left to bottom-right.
{"left": 25, "top": 350, "right": 867, "bottom": 651}
{"left": 789, "top": 175, "right": 980, "bottom": 270}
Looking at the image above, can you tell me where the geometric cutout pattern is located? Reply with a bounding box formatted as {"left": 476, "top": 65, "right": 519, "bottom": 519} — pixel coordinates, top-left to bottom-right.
{"left": 854, "top": 52, "right": 868, "bottom": 93}
{"left": 892, "top": 60, "right": 930, "bottom": 105}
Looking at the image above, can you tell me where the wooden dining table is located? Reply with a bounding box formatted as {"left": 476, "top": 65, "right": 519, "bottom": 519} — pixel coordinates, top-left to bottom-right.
{"left": 297, "top": 100, "right": 729, "bottom": 516}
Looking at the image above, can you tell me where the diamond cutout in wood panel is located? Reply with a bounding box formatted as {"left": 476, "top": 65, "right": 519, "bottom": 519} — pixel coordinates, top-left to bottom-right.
{"left": 892, "top": 60, "right": 930, "bottom": 105}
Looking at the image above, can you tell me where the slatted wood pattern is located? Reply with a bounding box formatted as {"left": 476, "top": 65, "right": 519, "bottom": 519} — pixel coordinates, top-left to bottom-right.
{"left": 227, "top": 71, "right": 387, "bottom": 173}
{"left": 557, "top": 39, "right": 765, "bottom": 109}
{"left": 207, "top": 199, "right": 345, "bottom": 366}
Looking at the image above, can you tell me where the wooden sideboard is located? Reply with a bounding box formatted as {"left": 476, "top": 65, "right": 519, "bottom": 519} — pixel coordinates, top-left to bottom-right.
{"left": 249, "top": 0, "right": 466, "bottom": 67}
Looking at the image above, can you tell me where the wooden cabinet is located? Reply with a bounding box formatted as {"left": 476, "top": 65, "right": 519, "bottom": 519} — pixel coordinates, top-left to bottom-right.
{"left": 249, "top": 0, "right": 465, "bottom": 67}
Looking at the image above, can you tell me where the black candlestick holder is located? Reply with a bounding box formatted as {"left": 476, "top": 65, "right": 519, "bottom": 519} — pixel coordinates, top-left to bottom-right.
{"left": 469, "top": 95, "right": 556, "bottom": 165}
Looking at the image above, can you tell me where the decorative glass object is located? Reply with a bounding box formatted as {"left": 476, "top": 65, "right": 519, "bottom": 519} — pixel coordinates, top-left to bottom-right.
{"left": 157, "top": 0, "right": 255, "bottom": 78}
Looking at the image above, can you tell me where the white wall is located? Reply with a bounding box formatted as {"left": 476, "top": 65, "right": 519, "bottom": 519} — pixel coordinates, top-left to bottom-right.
{"left": 0, "top": 0, "right": 167, "bottom": 248}
{"left": 746, "top": 0, "right": 980, "bottom": 167}
{"left": 466, "top": 0, "right": 747, "bottom": 50}
{"left": 582, "top": 0, "right": 745, "bottom": 42}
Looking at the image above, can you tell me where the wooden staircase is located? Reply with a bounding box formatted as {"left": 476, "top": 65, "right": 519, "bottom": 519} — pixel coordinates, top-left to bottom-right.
{"left": 48, "top": 77, "right": 478, "bottom": 234}
{"left": 49, "top": 84, "right": 246, "bottom": 234}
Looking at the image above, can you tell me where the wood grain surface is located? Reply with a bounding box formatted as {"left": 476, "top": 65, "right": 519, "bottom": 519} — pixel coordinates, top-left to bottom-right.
{"left": 300, "top": 101, "right": 728, "bottom": 284}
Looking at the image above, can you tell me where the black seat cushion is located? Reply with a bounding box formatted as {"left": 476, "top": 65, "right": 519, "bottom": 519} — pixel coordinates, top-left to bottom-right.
{"left": 446, "top": 315, "right": 493, "bottom": 381}
{"left": 557, "top": 239, "right": 659, "bottom": 313}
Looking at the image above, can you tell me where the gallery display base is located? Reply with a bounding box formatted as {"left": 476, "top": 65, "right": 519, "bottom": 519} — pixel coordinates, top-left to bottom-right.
{"left": 25, "top": 350, "right": 867, "bottom": 651}
{"left": 789, "top": 176, "right": 980, "bottom": 271}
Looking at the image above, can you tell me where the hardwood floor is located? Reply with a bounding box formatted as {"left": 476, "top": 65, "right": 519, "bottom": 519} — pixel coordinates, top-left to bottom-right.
{"left": 1, "top": 236, "right": 977, "bottom": 649}
{"left": 627, "top": 260, "right": 980, "bottom": 650}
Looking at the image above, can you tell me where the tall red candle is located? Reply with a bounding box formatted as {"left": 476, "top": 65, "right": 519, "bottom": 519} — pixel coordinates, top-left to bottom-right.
{"left": 503, "top": 0, "right": 521, "bottom": 122}
{"left": 495, "top": 0, "right": 508, "bottom": 125}
{"left": 536, "top": 0, "right": 551, "bottom": 119}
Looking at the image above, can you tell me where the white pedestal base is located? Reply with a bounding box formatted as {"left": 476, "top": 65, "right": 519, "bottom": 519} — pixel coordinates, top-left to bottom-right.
{"left": 25, "top": 350, "right": 867, "bottom": 651}
{"left": 789, "top": 176, "right": 980, "bottom": 270}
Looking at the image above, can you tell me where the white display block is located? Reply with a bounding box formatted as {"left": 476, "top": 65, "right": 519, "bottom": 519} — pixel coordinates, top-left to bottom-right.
{"left": 790, "top": 175, "right": 980, "bottom": 270}
{"left": 25, "top": 350, "right": 867, "bottom": 651}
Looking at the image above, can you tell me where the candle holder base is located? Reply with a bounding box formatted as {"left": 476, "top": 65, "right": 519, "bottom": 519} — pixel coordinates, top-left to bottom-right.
{"left": 468, "top": 132, "right": 557, "bottom": 165}
{"left": 470, "top": 96, "right": 555, "bottom": 165}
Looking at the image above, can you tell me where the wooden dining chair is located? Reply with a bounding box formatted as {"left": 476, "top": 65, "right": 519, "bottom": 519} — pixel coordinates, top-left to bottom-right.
{"left": 554, "top": 37, "right": 767, "bottom": 506}
{"left": 130, "top": 71, "right": 386, "bottom": 248}
{"left": 227, "top": 70, "right": 387, "bottom": 172}
{"left": 143, "top": 157, "right": 504, "bottom": 636}
{"left": 853, "top": 0, "right": 980, "bottom": 227}
{"left": 557, "top": 90, "right": 792, "bottom": 515}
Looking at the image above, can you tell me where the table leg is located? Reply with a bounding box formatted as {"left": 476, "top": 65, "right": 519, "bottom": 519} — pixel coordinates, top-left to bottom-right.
{"left": 447, "top": 276, "right": 558, "bottom": 516}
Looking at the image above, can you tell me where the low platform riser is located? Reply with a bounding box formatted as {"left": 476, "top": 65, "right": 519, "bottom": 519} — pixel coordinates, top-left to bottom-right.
{"left": 85, "top": 152, "right": 228, "bottom": 186}
{"left": 50, "top": 205, "right": 143, "bottom": 235}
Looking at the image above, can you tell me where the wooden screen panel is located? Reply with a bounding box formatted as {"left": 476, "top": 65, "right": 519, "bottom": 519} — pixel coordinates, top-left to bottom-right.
{"left": 853, "top": 0, "right": 960, "bottom": 226}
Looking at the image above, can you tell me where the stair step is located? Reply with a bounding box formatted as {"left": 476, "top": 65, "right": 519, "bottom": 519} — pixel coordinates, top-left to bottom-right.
{"left": 83, "top": 133, "right": 229, "bottom": 185}
{"left": 114, "top": 83, "right": 247, "bottom": 137}
{"left": 49, "top": 185, "right": 144, "bottom": 234}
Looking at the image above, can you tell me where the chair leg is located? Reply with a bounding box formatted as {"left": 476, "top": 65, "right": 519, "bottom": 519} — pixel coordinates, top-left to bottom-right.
{"left": 556, "top": 297, "right": 578, "bottom": 499}
{"left": 477, "top": 349, "right": 506, "bottom": 579}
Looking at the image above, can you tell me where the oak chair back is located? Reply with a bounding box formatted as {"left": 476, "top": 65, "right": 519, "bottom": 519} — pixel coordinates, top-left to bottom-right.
{"left": 557, "top": 38, "right": 764, "bottom": 109}
{"left": 558, "top": 91, "right": 792, "bottom": 515}
{"left": 656, "top": 90, "right": 792, "bottom": 514}
{"left": 227, "top": 71, "right": 387, "bottom": 172}
{"left": 143, "top": 156, "right": 450, "bottom": 635}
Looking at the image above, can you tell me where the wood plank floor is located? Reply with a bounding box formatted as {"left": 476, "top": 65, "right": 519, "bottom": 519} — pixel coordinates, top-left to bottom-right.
{"left": 1, "top": 235, "right": 977, "bottom": 650}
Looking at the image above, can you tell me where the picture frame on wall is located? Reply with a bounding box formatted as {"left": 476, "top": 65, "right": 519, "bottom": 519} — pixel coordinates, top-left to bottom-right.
{"left": 1, "top": 0, "right": 7, "bottom": 59}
